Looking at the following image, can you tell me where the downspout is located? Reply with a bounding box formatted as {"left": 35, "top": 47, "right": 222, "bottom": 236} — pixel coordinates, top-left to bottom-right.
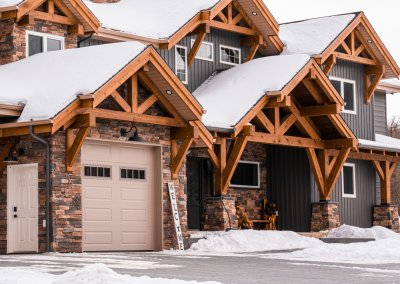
{"left": 29, "top": 126, "right": 50, "bottom": 253}
{"left": 78, "top": 34, "right": 94, "bottom": 48}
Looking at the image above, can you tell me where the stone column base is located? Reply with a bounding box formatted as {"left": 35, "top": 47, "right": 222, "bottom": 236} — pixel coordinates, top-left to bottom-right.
{"left": 373, "top": 205, "right": 400, "bottom": 233}
{"left": 204, "top": 197, "right": 238, "bottom": 231}
{"left": 311, "top": 202, "right": 340, "bottom": 232}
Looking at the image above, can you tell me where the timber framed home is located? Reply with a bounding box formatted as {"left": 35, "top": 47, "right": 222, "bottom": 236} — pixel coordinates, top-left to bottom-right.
{"left": 0, "top": 0, "right": 399, "bottom": 253}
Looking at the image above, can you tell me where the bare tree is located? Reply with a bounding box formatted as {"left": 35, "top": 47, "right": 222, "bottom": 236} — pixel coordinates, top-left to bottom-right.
{"left": 387, "top": 116, "right": 400, "bottom": 205}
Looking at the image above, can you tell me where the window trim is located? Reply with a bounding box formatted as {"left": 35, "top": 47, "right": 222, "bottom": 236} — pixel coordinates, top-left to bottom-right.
{"left": 175, "top": 45, "right": 188, "bottom": 84}
{"left": 119, "top": 166, "right": 147, "bottom": 182}
{"left": 229, "top": 160, "right": 260, "bottom": 189}
{"left": 26, "top": 30, "right": 65, "bottom": 57}
{"left": 190, "top": 39, "right": 214, "bottom": 62}
{"left": 329, "top": 76, "right": 357, "bottom": 115}
{"left": 341, "top": 162, "right": 356, "bottom": 198}
{"left": 219, "top": 44, "right": 241, "bottom": 66}
{"left": 83, "top": 164, "right": 112, "bottom": 180}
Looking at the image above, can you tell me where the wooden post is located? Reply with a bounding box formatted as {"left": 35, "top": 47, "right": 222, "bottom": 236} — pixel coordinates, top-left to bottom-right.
{"left": 372, "top": 160, "right": 397, "bottom": 205}
{"left": 214, "top": 139, "right": 226, "bottom": 196}
{"left": 128, "top": 73, "right": 138, "bottom": 113}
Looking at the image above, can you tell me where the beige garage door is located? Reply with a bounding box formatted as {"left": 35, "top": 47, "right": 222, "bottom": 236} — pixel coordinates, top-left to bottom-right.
{"left": 82, "top": 140, "right": 155, "bottom": 251}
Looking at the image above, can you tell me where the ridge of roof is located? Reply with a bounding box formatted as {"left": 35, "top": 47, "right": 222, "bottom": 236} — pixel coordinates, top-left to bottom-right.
{"left": 280, "top": 11, "right": 362, "bottom": 26}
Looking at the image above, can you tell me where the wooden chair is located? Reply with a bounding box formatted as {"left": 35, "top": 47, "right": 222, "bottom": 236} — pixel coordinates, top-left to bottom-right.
{"left": 251, "top": 199, "right": 276, "bottom": 230}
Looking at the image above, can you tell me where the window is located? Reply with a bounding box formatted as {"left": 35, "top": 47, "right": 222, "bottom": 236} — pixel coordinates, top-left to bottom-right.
{"left": 120, "top": 168, "right": 146, "bottom": 181}
{"left": 229, "top": 161, "right": 260, "bottom": 188}
{"left": 342, "top": 163, "right": 356, "bottom": 198}
{"left": 220, "top": 44, "right": 241, "bottom": 66}
{"left": 84, "top": 166, "right": 111, "bottom": 178}
{"left": 330, "top": 77, "right": 356, "bottom": 114}
{"left": 175, "top": 45, "right": 188, "bottom": 84}
{"left": 190, "top": 39, "right": 213, "bottom": 61}
{"left": 26, "top": 30, "right": 64, "bottom": 57}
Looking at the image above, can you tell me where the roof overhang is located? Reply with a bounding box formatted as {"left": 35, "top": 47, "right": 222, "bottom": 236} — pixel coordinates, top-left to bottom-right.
{"left": 376, "top": 81, "right": 400, "bottom": 94}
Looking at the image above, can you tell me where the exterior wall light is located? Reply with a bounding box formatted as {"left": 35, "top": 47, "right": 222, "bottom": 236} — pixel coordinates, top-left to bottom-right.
{"left": 367, "top": 40, "right": 373, "bottom": 43}
{"left": 252, "top": 12, "right": 257, "bottom": 16}
{"left": 120, "top": 126, "right": 144, "bottom": 142}
{"left": 4, "top": 147, "right": 25, "bottom": 163}
{"left": 166, "top": 90, "right": 173, "bottom": 95}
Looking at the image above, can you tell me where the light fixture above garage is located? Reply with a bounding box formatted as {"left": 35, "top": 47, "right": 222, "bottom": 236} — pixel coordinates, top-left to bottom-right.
{"left": 4, "top": 147, "right": 25, "bottom": 163}
{"left": 120, "top": 126, "right": 144, "bottom": 142}
{"left": 252, "top": 12, "right": 257, "bottom": 16}
{"left": 166, "top": 90, "right": 173, "bottom": 95}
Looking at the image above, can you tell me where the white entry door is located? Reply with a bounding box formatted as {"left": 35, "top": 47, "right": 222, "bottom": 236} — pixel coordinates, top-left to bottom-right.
{"left": 8, "top": 164, "right": 38, "bottom": 253}
{"left": 82, "top": 140, "right": 156, "bottom": 252}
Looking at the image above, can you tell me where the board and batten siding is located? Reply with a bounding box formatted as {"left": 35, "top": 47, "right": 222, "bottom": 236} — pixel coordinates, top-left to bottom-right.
{"left": 311, "top": 159, "right": 376, "bottom": 228}
{"left": 329, "top": 59, "right": 375, "bottom": 140}
{"left": 266, "top": 145, "right": 312, "bottom": 232}
{"left": 158, "top": 28, "right": 259, "bottom": 93}
{"left": 373, "top": 91, "right": 387, "bottom": 136}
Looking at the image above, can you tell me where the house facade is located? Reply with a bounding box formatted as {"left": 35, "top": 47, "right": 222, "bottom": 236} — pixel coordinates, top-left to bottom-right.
{"left": 0, "top": 0, "right": 399, "bottom": 254}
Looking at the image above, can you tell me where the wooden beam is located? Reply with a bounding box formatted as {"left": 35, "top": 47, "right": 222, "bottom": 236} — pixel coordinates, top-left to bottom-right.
{"left": 354, "top": 44, "right": 365, "bottom": 56}
{"left": 18, "top": 13, "right": 34, "bottom": 26}
{"left": 325, "top": 147, "right": 351, "bottom": 198}
{"left": 69, "top": 114, "right": 96, "bottom": 129}
{"left": 187, "top": 23, "right": 211, "bottom": 37}
{"left": 33, "top": 11, "right": 75, "bottom": 25}
{"left": 276, "top": 113, "right": 297, "bottom": 135}
{"left": 263, "top": 96, "right": 291, "bottom": 109}
{"left": 214, "top": 139, "right": 226, "bottom": 196}
{"left": 340, "top": 40, "right": 351, "bottom": 55}
{"left": 171, "top": 126, "right": 199, "bottom": 140}
{"left": 248, "top": 132, "right": 326, "bottom": 149}
{"left": 47, "top": 0, "right": 54, "bottom": 14}
{"left": 329, "top": 149, "right": 400, "bottom": 163}
{"left": 232, "top": 13, "right": 243, "bottom": 25}
{"left": 284, "top": 102, "right": 321, "bottom": 140}
{"left": 306, "top": 148, "right": 325, "bottom": 198}
{"left": 349, "top": 31, "right": 355, "bottom": 55}
{"left": 68, "top": 24, "right": 84, "bottom": 36}
{"left": 128, "top": 73, "right": 138, "bottom": 113}
{"left": 353, "top": 28, "right": 380, "bottom": 64}
{"left": 365, "top": 65, "right": 385, "bottom": 104}
{"left": 137, "top": 94, "right": 158, "bottom": 114}
{"left": 227, "top": 2, "right": 232, "bottom": 24}
{"left": 109, "top": 90, "right": 131, "bottom": 112}
{"left": 205, "top": 148, "right": 220, "bottom": 170}
{"left": 244, "top": 44, "right": 259, "bottom": 63}
{"left": 217, "top": 11, "right": 227, "bottom": 23}
{"left": 333, "top": 52, "right": 376, "bottom": 66}
{"left": 380, "top": 160, "right": 391, "bottom": 204}
{"left": 188, "top": 120, "right": 214, "bottom": 150}
{"left": 0, "top": 143, "right": 15, "bottom": 178}
{"left": 241, "top": 35, "right": 263, "bottom": 47}
{"left": 171, "top": 138, "right": 194, "bottom": 179}
{"left": 188, "top": 33, "right": 207, "bottom": 68}
{"left": 1, "top": 125, "right": 52, "bottom": 137}
{"left": 253, "top": 111, "right": 274, "bottom": 134}
{"left": 66, "top": 127, "right": 90, "bottom": 172}
{"left": 300, "top": 104, "right": 342, "bottom": 117}
{"left": 14, "top": 0, "right": 46, "bottom": 21}
{"left": 302, "top": 79, "right": 325, "bottom": 104}
{"left": 209, "top": 20, "right": 256, "bottom": 36}
{"left": 323, "top": 54, "right": 337, "bottom": 75}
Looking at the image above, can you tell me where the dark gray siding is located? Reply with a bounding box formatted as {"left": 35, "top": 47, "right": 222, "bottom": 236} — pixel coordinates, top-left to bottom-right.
{"left": 266, "top": 145, "right": 311, "bottom": 232}
{"left": 158, "top": 28, "right": 258, "bottom": 93}
{"left": 330, "top": 59, "right": 375, "bottom": 140}
{"left": 374, "top": 91, "right": 387, "bottom": 135}
{"left": 77, "top": 37, "right": 110, "bottom": 47}
{"left": 311, "top": 158, "right": 376, "bottom": 227}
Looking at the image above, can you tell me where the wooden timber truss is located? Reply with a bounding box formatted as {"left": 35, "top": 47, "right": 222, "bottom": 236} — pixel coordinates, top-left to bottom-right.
{"left": 1, "top": 0, "right": 99, "bottom": 35}
{"left": 160, "top": 0, "right": 283, "bottom": 64}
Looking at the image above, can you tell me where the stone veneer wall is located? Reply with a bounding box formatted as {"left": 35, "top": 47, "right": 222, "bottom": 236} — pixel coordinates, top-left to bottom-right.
{"left": 310, "top": 202, "right": 340, "bottom": 232}
{"left": 373, "top": 206, "right": 400, "bottom": 233}
{"left": 0, "top": 18, "right": 77, "bottom": 65}
{"left": 203, "top": 198, "right": 238, "bottom": 231}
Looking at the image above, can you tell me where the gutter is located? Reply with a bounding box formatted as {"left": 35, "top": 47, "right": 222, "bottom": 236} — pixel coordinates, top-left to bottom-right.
{"left": 29, "top": 126, "right": 50, "bottom": 253}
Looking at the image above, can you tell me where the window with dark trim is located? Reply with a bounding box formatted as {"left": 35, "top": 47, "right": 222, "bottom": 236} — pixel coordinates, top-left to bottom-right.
{"left": 84, "top": 166, "right": 111, "bottom": 178}
{"left": 120, "top": 168, "right": 146, "bottom": 181}
{"left": 229, "top": 161, "right": 260, "bottom": 188}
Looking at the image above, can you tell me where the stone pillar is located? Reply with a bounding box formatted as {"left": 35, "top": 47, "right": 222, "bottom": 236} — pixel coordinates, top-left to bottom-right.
{"left": 373, "top": 205, "right": 400, "bottom": 233}
{"left": 311, "top": 202, "right": 340, "bottom": 232}
{"left": 204, "top": 197, "right": 238, "bottom": 231}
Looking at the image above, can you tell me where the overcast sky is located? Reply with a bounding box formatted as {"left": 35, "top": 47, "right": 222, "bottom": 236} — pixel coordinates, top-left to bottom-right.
{"left": 263, "top": 0, "right": 400, "bottom": 120}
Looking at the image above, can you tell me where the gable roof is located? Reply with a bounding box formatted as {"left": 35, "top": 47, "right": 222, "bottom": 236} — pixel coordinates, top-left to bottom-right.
{"left": 193, "top": 54, "right": 311, "bottom": 129}
{"left": 0, "top": 0, "right": 99, "bottom": 34}
{"left": 279, "top": 13, "right": 359, "bottom": 56}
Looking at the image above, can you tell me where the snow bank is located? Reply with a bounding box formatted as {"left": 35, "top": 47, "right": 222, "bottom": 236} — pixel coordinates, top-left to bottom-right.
{"left": 0, "top": 264, "right": 221, "bottom": 284}
{"left": 193, "top": 54, "right": 311, "bottom": 129}
{"left": 280, "top": 14, "right": 356, "bottom": 55}
{"left": 188, "top": 230, "right": 322, "bottom": 252}
{"left": 83, "top": 0, "right": 220, "bottom": 39}
{"left": 0, "top": 42, "right": 147, "bottom": 122}
{"left": 325, "top": 224, "right": 400, "bottom": 240}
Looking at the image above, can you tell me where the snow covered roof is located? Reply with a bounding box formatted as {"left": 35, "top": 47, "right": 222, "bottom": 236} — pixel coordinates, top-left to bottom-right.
{"left": 0, "top": 0, "right": 23, "bottom": 7}
{"left": 279, "top": 13, "right": 358, "bottom": 56}
{"left": 0, "top": 42, "right": 149, "bottom": 122}
{"left": 193, "top": 54, "right": 311, "bottom": 129}
{"left": 83, "top": 0, "right": 221, "bottom": 40}
{"left": 358, "top": 134, "right": 400, "bottom": 152}
{"left": 381, "top": 79, "right": 400, "bottom": 88}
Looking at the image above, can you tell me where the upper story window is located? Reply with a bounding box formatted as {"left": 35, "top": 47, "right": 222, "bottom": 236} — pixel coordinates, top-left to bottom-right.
{"left": 26, "top": 30, "right": 64, "bottom": 57}
{"left": 175, "top": 45, "right": 188, "bottom": 84}
{"left": 190, "top": 39, "right": 214, "bottom": 62}
{"left": 330, "top": 77, "right": 356, "bottom": 115}
{"left": 342, "top": 163, "right": 356, "bottom": 198}
{"left": 220, "top": 44, "right": 241, "bottom": 66}
{"left": 229, "top": 161, "right": 260, "bottom": 188}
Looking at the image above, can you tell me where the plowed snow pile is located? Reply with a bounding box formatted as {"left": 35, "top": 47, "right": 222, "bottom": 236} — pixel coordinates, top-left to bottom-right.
{"left": 188, "top": 230, "right": 323, "bottom": 252}
{"left": 325, "top": 224, "right": 400, "bottom": 240}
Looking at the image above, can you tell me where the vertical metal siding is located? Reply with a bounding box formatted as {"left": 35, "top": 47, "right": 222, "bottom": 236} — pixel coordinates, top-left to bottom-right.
{"left": 330, "top": 59, "right": 375, "bottom": 140}
{"left": 374, "top": 92, "right": 387, "bottom": 135}
{"left": 157, "top": 28, "right": 254, "bottom": 93}
{"left": 77, "top": 37, "right": 110, "bottom": 47}
{"left": 311, "top": 158, "right": 376, "bottom": 227}
{"left": 266, "top": 145, "right": 311, "bottom": 232}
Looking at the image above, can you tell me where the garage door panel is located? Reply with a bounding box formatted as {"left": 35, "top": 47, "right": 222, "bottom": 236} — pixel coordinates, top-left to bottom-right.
{"left": 82, "top": 140, "right": 156, "bottom": 252}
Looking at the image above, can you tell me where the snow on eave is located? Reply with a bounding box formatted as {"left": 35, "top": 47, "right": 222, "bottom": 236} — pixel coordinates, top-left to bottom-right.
{"left": 358, "top": 135, "right": 400, "bottom": 153}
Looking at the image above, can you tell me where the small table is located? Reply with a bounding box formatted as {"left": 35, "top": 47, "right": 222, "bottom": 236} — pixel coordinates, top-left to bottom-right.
{"left": 251, "top": 220, "right": 272, "bottom": 230}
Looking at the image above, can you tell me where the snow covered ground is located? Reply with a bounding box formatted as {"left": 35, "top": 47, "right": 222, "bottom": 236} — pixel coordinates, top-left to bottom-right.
{"left": 0, "top": 263, "right": 221, "bottom": 284}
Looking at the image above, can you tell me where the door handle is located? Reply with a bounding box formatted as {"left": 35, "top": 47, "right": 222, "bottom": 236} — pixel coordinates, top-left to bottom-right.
{"left": 14, "top": 214, "right": 17, "bottom": 218}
